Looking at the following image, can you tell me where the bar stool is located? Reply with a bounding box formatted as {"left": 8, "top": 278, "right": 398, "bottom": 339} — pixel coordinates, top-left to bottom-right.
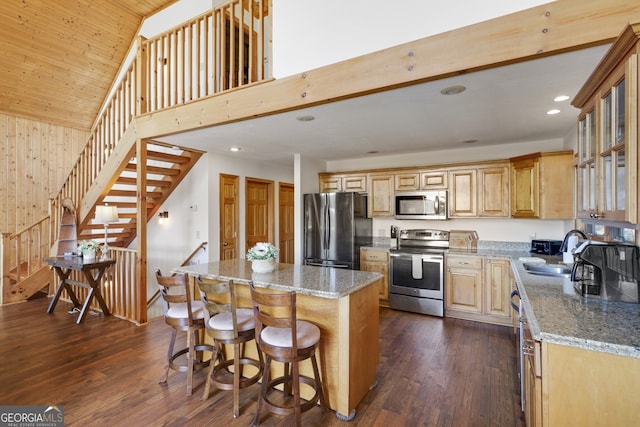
{"left": 197, "top": 276, "right": 262, "bottom": 418}
{"left": 249, "top": 282, "right": 327, "bottom": 426}
{"left": 156, "top": 270, "right": 211, "bottom": 395}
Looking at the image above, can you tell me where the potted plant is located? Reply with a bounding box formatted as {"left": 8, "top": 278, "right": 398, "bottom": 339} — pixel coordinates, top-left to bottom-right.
{"left": 246, "top": 242, "right": 279, "bottom": 273}
{"left": 78, "top": 240, "right": 100, "bottom": 260}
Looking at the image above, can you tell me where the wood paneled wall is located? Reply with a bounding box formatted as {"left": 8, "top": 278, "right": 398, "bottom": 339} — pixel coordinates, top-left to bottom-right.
{"left": 0, "top": 112, "right": 87, "bottom": 234}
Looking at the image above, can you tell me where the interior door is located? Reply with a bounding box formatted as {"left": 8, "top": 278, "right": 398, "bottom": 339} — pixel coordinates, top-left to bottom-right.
{"left": 245, "top": 178, "right": 274, "bottom": 253}
{"left": 220, "top": 174, "right": 239, "bottom": 260}
{"left": 278, "top": 182, "right": 294, "bottom": 263}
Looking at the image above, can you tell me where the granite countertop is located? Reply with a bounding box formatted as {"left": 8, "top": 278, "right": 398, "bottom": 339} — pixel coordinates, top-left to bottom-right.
{"left": 172, "top": 259, "right": 383, "bottom": 299}
{"left": 450, "top": 247, "right": 640, "bottom": 359}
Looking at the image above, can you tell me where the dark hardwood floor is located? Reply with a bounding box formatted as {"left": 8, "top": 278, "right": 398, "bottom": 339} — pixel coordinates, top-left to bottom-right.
{"left": 0, "top": 295, "right": 524, "bottom": 427}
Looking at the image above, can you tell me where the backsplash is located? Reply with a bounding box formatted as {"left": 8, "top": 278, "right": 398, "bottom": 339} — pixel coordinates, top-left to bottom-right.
{"left": 369, "top": 236, "right": 530, "bottom": 253}
{"left": 478, "top": 240, "right": 530, "bottom": 252}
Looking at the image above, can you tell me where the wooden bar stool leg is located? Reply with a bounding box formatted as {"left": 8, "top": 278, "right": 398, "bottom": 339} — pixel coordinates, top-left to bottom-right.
{"left": 251, "top": 357, "right": 272, "bottom": 427}
{"left": 186, "top": 330, "right": 195, "bottom": 395}
{"left": 159, "top": 329, "right": 177, "bottom": 385}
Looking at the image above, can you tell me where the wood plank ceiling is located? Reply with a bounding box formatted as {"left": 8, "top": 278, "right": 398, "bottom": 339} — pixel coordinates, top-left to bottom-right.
{"left": 0, "top": 0, "right": 177, "bottom": 130}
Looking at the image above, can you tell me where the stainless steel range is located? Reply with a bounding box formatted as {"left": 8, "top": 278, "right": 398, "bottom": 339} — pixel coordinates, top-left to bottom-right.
{"left": 389, "top": 229, "right": 449, "bottom": 317}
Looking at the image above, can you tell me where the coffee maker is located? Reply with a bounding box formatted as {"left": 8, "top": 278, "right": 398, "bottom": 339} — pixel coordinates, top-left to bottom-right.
{"left": 571, "top": 243, "right": 640, "bottom": 303}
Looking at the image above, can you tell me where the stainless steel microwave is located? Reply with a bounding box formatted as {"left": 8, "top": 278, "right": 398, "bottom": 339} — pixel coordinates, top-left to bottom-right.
{"left": 394, "top": 191, "right": 447, "bottom": 220}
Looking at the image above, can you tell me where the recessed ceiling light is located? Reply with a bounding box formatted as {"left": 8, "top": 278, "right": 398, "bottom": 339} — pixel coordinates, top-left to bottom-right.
{"left": 296, "top": 115, "right": 315, "bottom": 122}
{"left": 554, "top": 95, "right": 570, "bottom": 102}
{"left": 547, "top": 109, "right": 561, "bottom": 115}
{"left": 229, "top": 147, "right": 241, "bottom": 152}
{"left": 440, "top": 85, "right": 466, "bottom": 95}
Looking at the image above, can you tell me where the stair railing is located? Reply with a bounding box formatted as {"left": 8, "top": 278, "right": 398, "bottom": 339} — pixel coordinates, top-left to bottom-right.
{"left": 14, "top": 0, "right": 267, "bottom": 319}
{"left": 146, "top": 241, "right": 208, "bottom": 307}
{"left": 1, "top": 217, "right": 51, "bottom": 305}
{"left": 50, "top": 0, "right": 269, "bottom": 246}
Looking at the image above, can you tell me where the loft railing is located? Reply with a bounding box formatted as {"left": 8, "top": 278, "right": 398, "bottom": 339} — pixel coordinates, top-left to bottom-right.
{"left": 142, "top": 0, "right": 268, "bottom": 111}
{"left": 51, "top": 0, "right": 270, "bottom": 232}
{"left": 11, "top": 0, "right": 270, "bottom": 321}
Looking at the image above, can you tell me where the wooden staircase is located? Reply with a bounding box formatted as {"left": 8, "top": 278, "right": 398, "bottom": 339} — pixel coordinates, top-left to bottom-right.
{"left": 1, "top": 141, "right": 203, "bottom": 306}
{"left": 75, "top": 141, "right": 203, "bottom": 249}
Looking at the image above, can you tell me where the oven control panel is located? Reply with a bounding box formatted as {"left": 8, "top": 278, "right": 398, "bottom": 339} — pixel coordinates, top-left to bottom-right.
{"left": 399, "top": 229, "right": 449, "bottom": 241}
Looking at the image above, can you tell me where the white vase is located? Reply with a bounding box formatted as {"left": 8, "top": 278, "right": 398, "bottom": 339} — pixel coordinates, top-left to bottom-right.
{"left": 82, "top": 249, "right": 96, "bottom": 260}
{"left": 251, "top": 259, "right": 276, "bottom": 273}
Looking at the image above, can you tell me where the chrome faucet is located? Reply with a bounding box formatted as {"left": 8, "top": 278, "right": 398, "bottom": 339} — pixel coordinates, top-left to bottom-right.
{"left": 560, "top": 229, "right": 588, "bottom": 253}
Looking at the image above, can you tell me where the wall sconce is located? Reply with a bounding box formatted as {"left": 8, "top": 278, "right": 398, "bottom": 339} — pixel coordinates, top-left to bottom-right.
{"left": 158, "top": 211, "right": 169, "bottom": 224}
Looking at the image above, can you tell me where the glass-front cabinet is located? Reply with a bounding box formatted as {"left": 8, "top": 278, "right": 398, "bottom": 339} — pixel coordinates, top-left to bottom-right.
{"left": 573, "top": 23, "right": 639, "bottom": 225}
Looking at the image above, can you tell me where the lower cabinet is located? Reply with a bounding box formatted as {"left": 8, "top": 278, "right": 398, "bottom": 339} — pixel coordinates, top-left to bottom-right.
{"left": 360, "top": 247, "right": 389, "bottom": 304}
{"left": 520, "top": 303, "right": 640, "bottom": 427}
{"left": 445, "top": 254, "right": 512, "bottom": 326}
{"left": 522, "top": 304, "right": 542, "bottom": 427}
{"left": 445, "top": 255, "right": 483, "bottom": 313}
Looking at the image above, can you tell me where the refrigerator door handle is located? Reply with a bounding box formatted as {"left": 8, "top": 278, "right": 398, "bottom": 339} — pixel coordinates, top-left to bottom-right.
{"left": 324, "top": 195, "right": 330, "bottom": 259}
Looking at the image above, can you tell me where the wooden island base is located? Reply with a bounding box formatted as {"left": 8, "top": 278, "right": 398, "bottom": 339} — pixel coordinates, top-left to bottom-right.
{"left": 234, "top": 282, "right": 379, "bottom": 419}
{"left": 176, "top": 261, "right": 382, "bottom": 419}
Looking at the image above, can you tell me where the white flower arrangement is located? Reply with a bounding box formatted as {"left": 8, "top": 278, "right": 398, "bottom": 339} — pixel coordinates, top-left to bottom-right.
{"left": 77, "top": 240, "right": 100, "bottom": 252}
{"left": 246, "top": 242, "right": 279, "bottom": 261}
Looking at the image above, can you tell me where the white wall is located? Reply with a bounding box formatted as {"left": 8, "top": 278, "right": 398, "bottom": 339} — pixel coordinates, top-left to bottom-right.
{"left": 146, "top": 156, "right": 210, "bottom": 299}
{"left": 206, "top": 152, "right": 295, "bottom": 261}
{"left": 272, "top": 0, "right": 554, "bottom": 78}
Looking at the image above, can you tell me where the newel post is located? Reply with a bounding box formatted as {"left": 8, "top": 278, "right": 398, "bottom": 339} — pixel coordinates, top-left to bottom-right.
{"left": 135, "top": 35, "right": 148, "bottom": 116}
{"left": 1, "top": 232, "right": 12, "bottom": 305}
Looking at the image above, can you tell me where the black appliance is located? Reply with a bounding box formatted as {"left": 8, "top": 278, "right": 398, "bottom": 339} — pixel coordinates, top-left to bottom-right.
{"left": 530, "top": 239, "right": 562, "bottom": 256}
{"left": 303, "top": 192, "right": 372, "bottom": 270}
{"left": 571, "top": 243, "right": 640, "bottom": 303}
{"left": 388, "top": 229, "right": 449, "bottom": 317}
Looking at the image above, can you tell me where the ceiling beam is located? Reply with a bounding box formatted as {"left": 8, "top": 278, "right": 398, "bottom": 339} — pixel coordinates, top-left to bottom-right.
{"left": 136, "top": 0, "right": 640, "bottom": 140}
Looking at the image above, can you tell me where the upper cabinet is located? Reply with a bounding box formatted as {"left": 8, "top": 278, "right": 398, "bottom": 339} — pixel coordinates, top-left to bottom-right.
{"left": 318, "top": 173, "right": 367, "bottom": 193}
{"left": 367, "top": 173, "right": 395, "bottom": 217}
{"left": 449, "top": 162, "right": 510, "bottom": 218}
{"left": 572, "top": 23, "right": 640, "bottom": 224}
{"left": 510, "top": 151, "right": 574, "bottom": 219}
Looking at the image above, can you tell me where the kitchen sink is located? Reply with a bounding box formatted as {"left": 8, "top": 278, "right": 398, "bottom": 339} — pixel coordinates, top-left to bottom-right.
{"left": 523, "top": 262, "right": 573, "bottom": 278}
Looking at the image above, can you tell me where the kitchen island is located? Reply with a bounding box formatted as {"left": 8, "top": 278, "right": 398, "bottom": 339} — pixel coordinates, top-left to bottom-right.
{"left": 172, "top": 259, "right": 383, "bottom": 420}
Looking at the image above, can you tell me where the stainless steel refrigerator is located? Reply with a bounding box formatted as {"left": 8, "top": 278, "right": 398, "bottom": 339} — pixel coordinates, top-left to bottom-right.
{"left": 304, "top": 192, "right": 372, "bottom": 269}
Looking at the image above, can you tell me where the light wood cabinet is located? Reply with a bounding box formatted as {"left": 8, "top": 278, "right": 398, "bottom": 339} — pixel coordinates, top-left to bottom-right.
{"left": 483, "top": 258, "right": 512, "bottom": 322}
{"left": 394, "top": 170, "right": 448, "bottom": 191}
{"left": 367, "top": 173, "right": 394, "bottom": 217}
{"left": 520, "top": 301, "right": 640, "bottom": 427}
{"left": 449, "top": 163, "right": 509, "bottom": 218}
{"left": 421, "top": 170, "right": 447, "bottom": 189}
{"left": 543, "top": 342, "right": 640, "bottom": 426}
{"left": 510, "top": 151, "right": 574, "bottom": 219}
{"left": 478, "top": 165, "right": 510, "bottom": 217}
{"left": 446, "top": 255, "right": 512, "bottom": 326}
{"left": 448, "top": 169, "right": 477, "bottom": 217}
{"left": 360, "top": 247, "right": 389, "bottom": 303}
{"left": 573, "top": 23, "right": 639, "bottom": 224}
{"left": 522, "top": 304, "right": 542, "bottom": 427}
{"left": 445, "top": 255, "right": 483, "bottom": 314}
{"left": 394, "top": 171, "right": 420, "bottom": 191}
{"left": 318, "top": 173, "right": 367, "bottom": 193}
